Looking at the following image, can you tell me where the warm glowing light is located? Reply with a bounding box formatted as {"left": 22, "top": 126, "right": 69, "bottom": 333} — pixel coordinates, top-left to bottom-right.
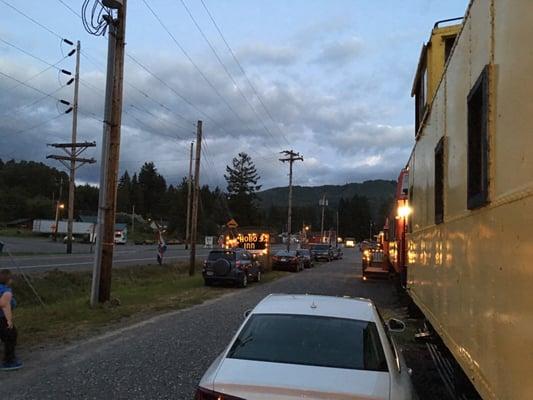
{"left": 397, "top": 204, "right": 412, "bottom": 218}
{"left": 305, "top": 226, "right": 310, "bottom": 231}
{"left": 59, "top": 204, "right": 65, "bottom": 209}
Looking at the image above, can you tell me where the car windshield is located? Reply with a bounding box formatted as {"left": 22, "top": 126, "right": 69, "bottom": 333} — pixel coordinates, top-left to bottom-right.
{"left": 227, "top": 314, "right": 388, "bottom": 372}
{"left": 312, "top": 245, "right": 329, "bottom": 250}
{"left": 208, "top": 251, "right": 236, "bottom": 261}
{"left": 296, "top": 250, "right": 310, "bottom": 256}
{"left": 275, "top": 251, "right": 296, "bottom": 257}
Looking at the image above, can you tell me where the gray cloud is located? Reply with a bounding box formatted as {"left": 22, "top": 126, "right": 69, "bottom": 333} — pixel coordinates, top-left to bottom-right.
{"left": 1, "top": 29, "right": 412, "bottom": 191}
{"left": 312, "top": 37, "right": 364, "bottom": 66}
{"left": 236, "top": 43, "right": 300, "bottom": 66}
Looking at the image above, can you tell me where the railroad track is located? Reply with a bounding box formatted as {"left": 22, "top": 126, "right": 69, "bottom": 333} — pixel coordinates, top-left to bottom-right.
{"left": 418, "top": 327, "right": 481, "bottom": 400}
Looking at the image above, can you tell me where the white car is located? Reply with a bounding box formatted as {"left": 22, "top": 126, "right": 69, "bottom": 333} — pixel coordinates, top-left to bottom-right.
{"left": 196, "top": 294, "right": 415, "bottom": 400}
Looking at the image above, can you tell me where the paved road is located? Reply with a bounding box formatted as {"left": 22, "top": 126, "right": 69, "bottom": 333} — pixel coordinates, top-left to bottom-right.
{"left": 0, "top": 239, "right": 212, "bottom": 272}
{"left": 0, "top": 249, "right": 402, "bottom": 399}
{"left": 0, "top": 237, "right": 288, "bottom": 272}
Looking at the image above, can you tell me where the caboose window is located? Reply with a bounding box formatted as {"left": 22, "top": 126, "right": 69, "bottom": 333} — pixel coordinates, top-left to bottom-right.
{"left": 467, "top": 65, "right": 490, "bottom": 210}
{"left": 434, "top": 137, "right": 445, "bottom": 224}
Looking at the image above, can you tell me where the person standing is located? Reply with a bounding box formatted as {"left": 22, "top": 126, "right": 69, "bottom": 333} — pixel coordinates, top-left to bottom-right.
{"left": 0, "top": 269, "right": 22, "bottom": 371}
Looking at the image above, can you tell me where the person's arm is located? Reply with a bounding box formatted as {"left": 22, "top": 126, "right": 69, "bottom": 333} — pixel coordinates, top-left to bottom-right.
{"left": 0, "top": 292, "right": 13, "bottom": 328}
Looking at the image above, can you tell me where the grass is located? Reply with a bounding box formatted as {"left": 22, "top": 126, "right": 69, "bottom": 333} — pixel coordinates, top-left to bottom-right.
{"left": 12, "top": 264, "right": 288, "bottom": 346}
{"left": 0, "top": 227, "right": 39, "bottom": 238}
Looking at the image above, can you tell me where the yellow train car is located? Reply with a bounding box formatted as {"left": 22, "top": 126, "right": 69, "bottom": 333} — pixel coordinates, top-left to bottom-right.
{"left": 406, "top": 1, "right": 533, "bottom": 399}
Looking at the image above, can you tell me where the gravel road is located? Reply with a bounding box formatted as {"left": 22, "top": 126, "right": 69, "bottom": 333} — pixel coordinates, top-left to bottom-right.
{"left": 0, "top": 249, "right": 400, "bottom": 399}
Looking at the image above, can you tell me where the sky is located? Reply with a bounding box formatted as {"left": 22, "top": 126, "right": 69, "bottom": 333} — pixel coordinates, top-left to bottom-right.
{"left": 0, "top": 0, "right": 469, "bottom": 190}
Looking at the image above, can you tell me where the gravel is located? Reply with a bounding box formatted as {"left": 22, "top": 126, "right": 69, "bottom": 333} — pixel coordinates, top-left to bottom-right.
{"left": 0, "top": 249, "right": 400, "bottom": 399}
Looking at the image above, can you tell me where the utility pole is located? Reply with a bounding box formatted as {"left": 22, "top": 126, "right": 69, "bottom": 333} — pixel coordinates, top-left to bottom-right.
{"left": 336, "top": 210, "right": 339, "bottom": 239}
{"left": 319, "top": 194, "right": 328, "bottom": 241}
{"left": 66, "top": 40, "right": 81, "bottom": 254}
{"left": 91, "top": 0, "right": 127, "bottom": 306}
{"left": 53, "top": 177, "right": 64, "bottom": 241}
{"left": 47, "top": 41, "right": 95, "bottom": 252}
{"left": 189, "top": 122, "right": 202, "bottom": 276}
{"left": 280, "top": 150, "right": 304, "bottom": 251}
{"left": 131, "top": 204, "right": 135, "bottom": 233}
{"left": 185, "top": 141, "right": 194, "bottom": 250}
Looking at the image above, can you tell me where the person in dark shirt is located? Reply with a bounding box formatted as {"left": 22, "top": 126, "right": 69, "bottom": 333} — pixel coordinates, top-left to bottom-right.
{"left": 0, "top": 269, "right": 22, "bottom": 371}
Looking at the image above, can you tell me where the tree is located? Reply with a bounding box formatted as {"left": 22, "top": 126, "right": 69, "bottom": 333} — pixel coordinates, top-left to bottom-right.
{"left": 117, "top": 171, "right": 132, "bottom": 213}
{"left": 138, "top": 162, "right": 167, "bottom": 217}
{"left": 224, "top": 152, "right": 262, "bottom": 226}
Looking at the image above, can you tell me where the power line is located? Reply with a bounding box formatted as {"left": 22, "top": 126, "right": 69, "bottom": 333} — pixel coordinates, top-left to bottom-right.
{"left": 56, "top": 0, "right": 82, "bottom": 18}
{"left": 0, "top": 37, "right": 75, "bottom": 70}
{"left": 0, "top": 85, "right": 67, "bottom": 117}
{"left": 3, "top": 55, "right": 69, "bottom": 93}
{"left": 177, "top": 0, "right": 284, "bottom": 148}
{"left": 126, "top": 53, "right": 229, "bottom": 135}
{"left": 141, "top": 0, "right": 256, "bottom": 133}
{"left": 0, "top": 113, "right": 66, "bottom": 137}
{"left": 0, "top": 0, "right": 66, "bottom": 40}
{"left": 198, "top": 0, "right": 291, "bottom": 146}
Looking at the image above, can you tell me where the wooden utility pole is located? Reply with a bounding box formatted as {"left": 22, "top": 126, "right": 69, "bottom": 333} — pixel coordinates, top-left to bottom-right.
{"left": 91, "top": 1, "right": 127, "bottom": 305}
{"left": 131, "top": 204, "right": 135, "bottom": 233}
{"left": 53, "top": 177, "right": 64, "bottom": 241}
{"left": 185, "top": 141, "right": 194, "bottom": 250}
{"left": 66, "top": 41, "right": 81, "bottom": 254}
{"left": 320, "top": 194, "right": 328, "bottom": 240}
{"left": 47, "top": 41, "right": 95, "bottom": 250}
{"left": 189, "top": 122, "right": 202, "bottom": 276}
{"left": 280, "top": 150, "right": 303, "bottom": 251}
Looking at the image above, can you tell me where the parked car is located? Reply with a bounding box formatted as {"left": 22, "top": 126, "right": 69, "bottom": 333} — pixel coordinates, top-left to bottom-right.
{"left": 196, "top": 294, "right": 415, "bottom": 400}
{"left": 332, "top": 246, "right": 343, "bottom": 260}
{"left": 272, "top": 250, "right": 303, "bottom": 272}
{"left": 296, "top": 248, "right": 313, "bottom": 268}
{"left": 202, "top": 248, "right": 261, "bottom": 287}
{"left": 310, "top": 244, "right": 333, "bottom": 261}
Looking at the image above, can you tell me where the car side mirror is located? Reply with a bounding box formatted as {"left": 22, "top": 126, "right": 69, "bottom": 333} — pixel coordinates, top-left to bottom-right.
{"left": 387, "top": 318, "right": 406, "bottom": 332}
{"left": 243, "top": 309, "right": 252, "bottom": 318}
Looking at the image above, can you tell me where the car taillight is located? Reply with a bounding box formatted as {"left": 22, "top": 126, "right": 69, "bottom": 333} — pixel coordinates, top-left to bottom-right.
{"left": 195, "top": 387, "right": 245, "bottom": 400}
{"left": 272, "top": 256, "right": 279, "bottom": 262}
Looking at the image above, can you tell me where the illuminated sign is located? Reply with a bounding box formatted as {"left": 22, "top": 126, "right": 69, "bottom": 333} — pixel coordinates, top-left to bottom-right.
{"left": 235, "top": 233, "right": 270, "bottom": 251}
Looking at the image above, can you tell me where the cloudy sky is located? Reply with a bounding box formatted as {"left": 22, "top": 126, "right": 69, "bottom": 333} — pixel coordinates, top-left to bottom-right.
{"left": 0, "top": 0, "right": 468, "bottom": 190}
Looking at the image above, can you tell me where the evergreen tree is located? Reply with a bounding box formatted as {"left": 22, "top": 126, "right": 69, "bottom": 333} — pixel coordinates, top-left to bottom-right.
{"left": 138, "top": 162, "right": 167, "bottom": 217}
{"left": 117, "top": 170, "right": 132, "bottom": 213}
{"left": 224, "top": 152, "right": 262, "bottom": 226}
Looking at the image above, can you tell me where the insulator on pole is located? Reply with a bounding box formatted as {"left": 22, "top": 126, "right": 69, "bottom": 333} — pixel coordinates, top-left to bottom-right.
{"left": 68, "top": 49, "right": 76, "bottom": 57}
{"left": 66, "top": 78, "right": 75, "bottom": 86}
{"left": 60, "top": 99, "right": 71, "bottom": 105}
{"left": 63, "top": 39, "right": 74, "bottom": 46}
{"left": 61, "top": 69, "right": 72, "bottom": 76}
{"left": 65, "top": 107, "right": 74, "bottom": 114}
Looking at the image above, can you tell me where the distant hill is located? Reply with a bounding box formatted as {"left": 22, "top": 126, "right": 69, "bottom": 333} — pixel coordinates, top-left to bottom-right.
{"left": 257, "top": 180, "right": 397, "bottom": 209}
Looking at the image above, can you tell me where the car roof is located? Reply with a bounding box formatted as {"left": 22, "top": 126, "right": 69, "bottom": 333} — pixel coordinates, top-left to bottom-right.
{"left": 252, "top": 294, "right": 376, "bottom": 322}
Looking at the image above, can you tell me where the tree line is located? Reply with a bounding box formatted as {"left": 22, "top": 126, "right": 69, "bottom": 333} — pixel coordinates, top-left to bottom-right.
{"left": 0, "top": 157, "right": 391, "bottom": 241}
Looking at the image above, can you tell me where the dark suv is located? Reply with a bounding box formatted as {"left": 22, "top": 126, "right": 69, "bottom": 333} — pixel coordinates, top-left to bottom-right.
{"left": 203, "top": 248, "right": 261, "bottom": 288}
{"left": 310, "top": 244, "right": 333, "bottom": 262}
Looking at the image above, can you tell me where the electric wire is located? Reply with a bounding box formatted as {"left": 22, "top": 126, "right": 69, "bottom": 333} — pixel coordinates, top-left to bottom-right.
{"left": 178, "top": 0, "right": 283, "bottom": 148}
{"left": 0, "top": 0, "right": 65, "bottom": 40}
{"left": 199, "top": 0, "right": 291, "bottom": 146}
{"left": 140, "top": 0, "right": 258, "bottom": 135}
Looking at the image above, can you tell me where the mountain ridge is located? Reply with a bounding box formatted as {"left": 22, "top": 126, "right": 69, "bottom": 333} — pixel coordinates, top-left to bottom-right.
{"left": 257, "top": 179, "right": 396, "bottom": 209}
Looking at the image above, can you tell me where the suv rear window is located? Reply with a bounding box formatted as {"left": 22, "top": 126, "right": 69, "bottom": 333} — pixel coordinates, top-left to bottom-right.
{"left": 208, "top": 251, "right": 236, "bottom": 261}
{"left": 227, "top": 314, "right": 388, "bottom": 372}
